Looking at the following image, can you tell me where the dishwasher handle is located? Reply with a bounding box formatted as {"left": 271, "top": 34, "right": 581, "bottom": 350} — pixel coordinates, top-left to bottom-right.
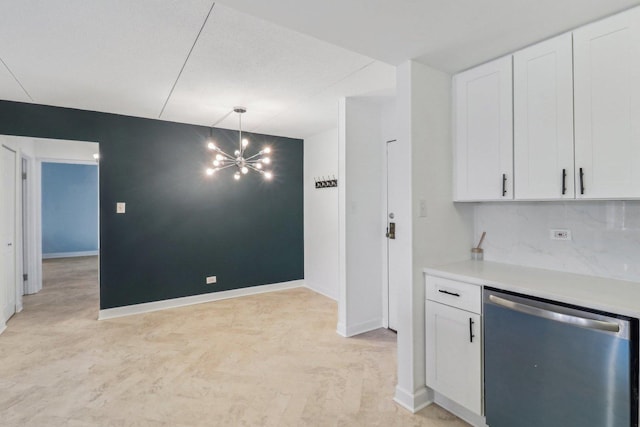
{"left": 488, "top": 294, "right": 620, "bottom": 333}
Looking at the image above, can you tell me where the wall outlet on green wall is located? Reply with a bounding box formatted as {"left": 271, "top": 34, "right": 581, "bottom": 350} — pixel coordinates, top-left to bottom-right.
{"left": 206, "top": 276, "right": 217, "bottom": 285}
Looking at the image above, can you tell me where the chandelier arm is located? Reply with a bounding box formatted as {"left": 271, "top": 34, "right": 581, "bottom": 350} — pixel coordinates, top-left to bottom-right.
{"left": 245, "top": 164, "right": 265, "bottom": 174}
{"left": 216, "top": 150, "right": 236, "bottom": 160}
{"left": 244, "top": 152, "right": 263, "bottom": 161}
{"left": 214, "top": 163, "right": 237, "bottom": 171}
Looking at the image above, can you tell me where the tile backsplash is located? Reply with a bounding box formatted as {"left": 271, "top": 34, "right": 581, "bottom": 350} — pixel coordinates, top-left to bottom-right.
{"left": 474, "top": 201, "right": 640, "bottom": 282}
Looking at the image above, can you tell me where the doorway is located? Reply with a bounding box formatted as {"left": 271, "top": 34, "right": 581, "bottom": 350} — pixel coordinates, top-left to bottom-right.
{"left": 1, "top": 144, "right": 17, "bottom": 323}
{"left": 0, "top": 136, "right": 99, "bottom": 335}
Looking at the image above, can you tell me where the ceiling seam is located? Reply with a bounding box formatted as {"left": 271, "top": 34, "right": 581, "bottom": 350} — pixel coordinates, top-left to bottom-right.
{"left": 158, "top": 0, "right": 216, "bottom": 119}
{"left": 0, "top": 55, "right": 34, "bottom": 101}
{"left": 249, "top": 60, "right": 378, "bottom": 134}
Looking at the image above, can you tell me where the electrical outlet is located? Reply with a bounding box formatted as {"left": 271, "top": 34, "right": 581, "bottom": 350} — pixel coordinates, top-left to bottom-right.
{"left": 206, "top": 276, "right": 217, "bottom": 284}
{"left": 550, "top": 229, "right": 571, "bottom": 240}
{"left": 116, "top": 202, "right": 126, "bottom": 214}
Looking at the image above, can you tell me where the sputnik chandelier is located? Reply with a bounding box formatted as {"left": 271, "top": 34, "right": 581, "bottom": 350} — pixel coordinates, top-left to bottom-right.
{"left": 205, "top": 107, "right": 272, "bottom": 181}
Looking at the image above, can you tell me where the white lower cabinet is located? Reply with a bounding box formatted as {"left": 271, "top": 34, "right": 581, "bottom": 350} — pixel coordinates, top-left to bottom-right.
{"left": 425, "top": 276, "right": 482, "bottom": 416}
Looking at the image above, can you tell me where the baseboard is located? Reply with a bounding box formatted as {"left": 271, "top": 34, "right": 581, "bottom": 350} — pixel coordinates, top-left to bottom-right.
{"left": 434, "top": 391, "right": 487, "bottom": 427}
{"left": 305, "top": 285, "right": 337, "bottom": 301}
{"left": 338, "top": 317, "right": 383, "bottom": 337}
{"left": 0, "top": 322, "right": 6, "bottom": 336}
{"left": 99, "top": 280, "right": 305, "bottom": 320}
{"left": 43, "top": 250, "right": 99, "bottom": 259}
{"left": 336, "top": 321, "right": 347, "bottom": 337}
{"left": 394, "top": 385, "right": 432, "bottom": 413}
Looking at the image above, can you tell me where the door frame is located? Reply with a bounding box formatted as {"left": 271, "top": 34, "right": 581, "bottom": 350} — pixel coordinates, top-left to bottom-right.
{"left": 1, "top": 140, "right": 23, "bottom": 326}
{"left": 381, "top": 139, "right": 390, "bottom": 329}
{"left": 381, "top": 138, "right": 399, "bottom": 330}
{"left": 20, "top": 153, "right": 37, "bottom": 296}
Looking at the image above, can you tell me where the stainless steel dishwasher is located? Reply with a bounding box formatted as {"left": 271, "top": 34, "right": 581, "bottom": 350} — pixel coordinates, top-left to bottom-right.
{"left": 484, "top": 287, "right": 638, "bottom": 427}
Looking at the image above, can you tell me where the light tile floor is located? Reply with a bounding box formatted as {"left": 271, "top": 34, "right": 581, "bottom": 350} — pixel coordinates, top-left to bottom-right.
{"left": 0, "top": 257, "right": 470, "bottom": 426}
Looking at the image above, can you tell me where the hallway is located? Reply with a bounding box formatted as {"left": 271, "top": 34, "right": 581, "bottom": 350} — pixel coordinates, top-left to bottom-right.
{"left": 0, "top": 257, "right": 467, "bottom": 426}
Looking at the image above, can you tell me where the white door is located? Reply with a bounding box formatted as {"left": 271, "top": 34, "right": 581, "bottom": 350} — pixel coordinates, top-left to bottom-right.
{"left": 453, "top": 55, "right": 513, "bottom": 201}
{"left": 574, "top": 7, "right": 640, "bottom": 199}
{"left": 21, "top": 157, "right": 28, "bottom": 295}
{"left": 514, "top": 33, "right": 575, "bottom": 200}
{"left": 1, "top": 145, "right": 17, "bottom": 323}
{"left": 425, "top": 301, "right": 482, "bottom": 415}
{"left": 386, "top": 139, "right": 402, "bottom": 331}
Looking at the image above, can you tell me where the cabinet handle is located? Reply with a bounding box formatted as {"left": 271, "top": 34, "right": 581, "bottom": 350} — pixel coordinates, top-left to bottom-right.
{"left": 502, "top": 173, "right": 507, "bottom": 197}
{"left": 469, "top": 318, "right": 475, "bottom": 343}
{"left": 438, "top": 289, "right": 460, "bottom": 297}
{"left": 562, "top": 169, "right": 567, "bottom": 195}
{"left": 579, "top": 168, "right": 585, "bottom": 195}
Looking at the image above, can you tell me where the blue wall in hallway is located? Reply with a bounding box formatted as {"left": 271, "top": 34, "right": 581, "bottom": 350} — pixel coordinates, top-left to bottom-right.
{"left": 42, "top": 162, "right": 99, "bottom": 255}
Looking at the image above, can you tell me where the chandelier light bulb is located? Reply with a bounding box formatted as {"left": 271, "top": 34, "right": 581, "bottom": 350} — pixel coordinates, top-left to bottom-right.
{"left": 213, "top": 160, "right": 220, "bottom": 167}
{"left": 263, "top": 147, "right": 271, "bottom": 154}
{"left": 262, "top": 157, "right": 271, "bottom": 164}
{"left": 242, "top": 138, "right": 249, "bottom": 147}
{"left": 264, "top": 171, "right": 273, "bottom": 180}
{"left": 234, "top": 150, "right": 240, "bottom": 156}
{"left": 256, "top": 163, "right": 263, "bottom": 169}
{"left": 241, "top": 166, "right": 248, "bottom": 174}
{"left": 234, "top": 172, "right": 241, "bottom": 180}
{"left": 206, "top": 168, "right": 214, "bottom": 176}
{"left": 216, "top": 154, "right": 223, "bottom": 161}
{"left": 207, "top": 142, "right": 216, "bottom": 150}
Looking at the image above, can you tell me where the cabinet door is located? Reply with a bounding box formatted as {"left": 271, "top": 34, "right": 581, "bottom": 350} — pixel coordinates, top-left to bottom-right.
{"left": 425, "top": 301, "right": 482, "bottom": 415}
{"left": 454, "top": 56, "right": 513, "bottom": 201}
{"left": 574, "top": 7, "right": 640, "bottom": 199}
{"left": 514, "top": 33, "right": 575, "bottom": 200}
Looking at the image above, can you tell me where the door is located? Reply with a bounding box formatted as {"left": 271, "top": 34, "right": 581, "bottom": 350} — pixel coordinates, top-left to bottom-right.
{"left": 21, "top": 157, "right": 28, "bottom": 295}
{"left": 1, "top": 145, "right": 17, "bottom": 322}
{"left": 574, "top": 7, "right": 640, "bottom": 199}
{"left": 514, "top": 33, "right": 575, "bottom": 200}
{"left": 425, "top": 301, "right": 482, "bottom": 414}
{"left": 386, "top": 139, "right": 401, "bottom": 331}
{"left": 454, "top": 55, "right": 513, "bottom": 201}
{"left": 484, "top": 288, "right": 635, "bottom": 427}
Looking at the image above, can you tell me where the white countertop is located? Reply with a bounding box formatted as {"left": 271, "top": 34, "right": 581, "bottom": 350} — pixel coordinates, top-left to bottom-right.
{"left": 424, "top": 261, "right": 640, "bottom": 319}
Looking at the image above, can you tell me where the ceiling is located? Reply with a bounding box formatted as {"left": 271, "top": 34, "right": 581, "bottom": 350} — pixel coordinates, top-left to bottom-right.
{"left": 1, "top": 1, "right": 639, "bottom": 139}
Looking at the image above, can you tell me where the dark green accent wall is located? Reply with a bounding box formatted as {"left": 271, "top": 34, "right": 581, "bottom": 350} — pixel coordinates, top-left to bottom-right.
{"left": 0, "top": 100, "right": 304, "bottom": 309}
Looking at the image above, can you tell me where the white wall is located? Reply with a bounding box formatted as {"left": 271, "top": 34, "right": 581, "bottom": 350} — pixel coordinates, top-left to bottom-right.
{"left": 304, "top": 128, "right": 339, "bottom": 300}
{"left": 34, "top": 138, "right": 98, "bottom": 162}
{"left": 337, "top": 97, "right": 390, "bottom": 337}
{"left": 475, "top": 201, "right": 640, "bottom": 282}
{"left": 394, "top": 61, "right": 474, "bottom": 412}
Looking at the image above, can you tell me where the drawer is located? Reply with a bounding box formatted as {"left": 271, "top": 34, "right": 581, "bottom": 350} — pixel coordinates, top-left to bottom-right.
{"left": 425, "top": 275, "right": 481, "bottom": 314}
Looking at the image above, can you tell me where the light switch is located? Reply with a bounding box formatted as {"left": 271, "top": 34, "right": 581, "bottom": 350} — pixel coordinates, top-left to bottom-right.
{"left": 116, "top": 202, "right": 126, "bottom": 214}
{"left": 419, "top": 199, "right": 427, "bottom": 218}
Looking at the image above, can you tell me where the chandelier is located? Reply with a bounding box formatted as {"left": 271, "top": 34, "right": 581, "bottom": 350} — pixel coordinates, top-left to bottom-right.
{"left": 205, "top": 107, "right": 273, "bottom": 181}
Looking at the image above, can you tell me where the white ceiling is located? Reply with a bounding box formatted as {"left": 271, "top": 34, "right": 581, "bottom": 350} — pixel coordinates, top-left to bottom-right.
{"left": 217, "top": 0, "right": 640, "bottom": 73}
{"left": 0, "top": 1, "right": 639, "bottom": 139}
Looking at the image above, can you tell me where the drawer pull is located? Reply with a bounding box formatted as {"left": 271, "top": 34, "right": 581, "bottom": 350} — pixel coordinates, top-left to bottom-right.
{"left": 438, "top": 289, "right": 460, "bottom": 297}
{"left": 502, "top": 173, "right": 507, "bottom": 197}
{"left": 469, "top": 318, "right": 475, "bottom": 343}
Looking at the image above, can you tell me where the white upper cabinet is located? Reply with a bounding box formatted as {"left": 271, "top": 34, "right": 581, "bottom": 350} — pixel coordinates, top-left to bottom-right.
{"left": 454, "top": 56, "right": 513, "bottom": 201}
{"left": 574, "top": 7, "right": 640, "bottom": 199}
{"left": 514, "top": 33, "right": 575, "bottom": 200}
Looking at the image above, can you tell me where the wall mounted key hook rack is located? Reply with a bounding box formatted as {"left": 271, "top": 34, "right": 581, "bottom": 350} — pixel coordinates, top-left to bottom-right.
{"left": 314, "top": 175, "right": 338, "bottom": 189}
